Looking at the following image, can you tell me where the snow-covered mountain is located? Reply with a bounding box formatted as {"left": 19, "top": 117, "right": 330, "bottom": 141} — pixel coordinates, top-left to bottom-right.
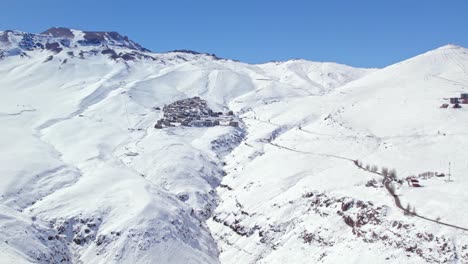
{"left": 0, "top": 28, "right": 466, "bottom": 264}
{"left": 0, "top": 27, "right": 150, "bottom": 61}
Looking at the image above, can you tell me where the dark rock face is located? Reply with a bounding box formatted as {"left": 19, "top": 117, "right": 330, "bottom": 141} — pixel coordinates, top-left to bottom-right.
{"left": 77, "top": 30, "right": 149, "bottom": 52}
{"left": 169, "top": 49, "right": 221, "bottom": 60}
{"left": 170, "top": 49, "right": 202, "bottom": 55}
{"left": 42, "top": 27, "right": 150, "bottom": 52}
{"left": 120, "top": 53, "right": 135, "bottom": 61}
{"left": 101, "top": 48, "right": 119, "bottom": 59}
{"left": 18, "top": 33, "right": 39, "bottom": 50}
{"left": 0, "top": 30, "right": 65, "bottom": 55}
{"left": 1, "top": 28, "right": 153, "bottom": 61}
{"left": 41, "top": 27, "right": 75, "bottom": 38}
{"left": 45, "top": 42, "right": 63, "bottom": 53}
{"left": 41, "top": 28, "right": 139, "bottom": 49}
{"left": 177, "top": 193, "right": 190, "bottom": 202}
{"left": 0, "top": 31, "right": 10, "bottom": 42}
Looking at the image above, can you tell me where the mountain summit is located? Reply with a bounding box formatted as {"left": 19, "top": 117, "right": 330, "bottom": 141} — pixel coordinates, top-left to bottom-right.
{"left": 0, "top": 27, "right": 150, "bottom": 60}
{"left": 41, "top": 27, "right": 150, "bottom": 52}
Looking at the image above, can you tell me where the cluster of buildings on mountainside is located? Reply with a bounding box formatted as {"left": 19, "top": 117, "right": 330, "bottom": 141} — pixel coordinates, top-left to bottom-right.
{"left": 154, "top": 97, "right": 239, "bottom": 129}
{"left": 406, "top": 171, "right": 447, "bottom": 188}
{"left": 440, "top": 93, "right": 468, "bottom": 108}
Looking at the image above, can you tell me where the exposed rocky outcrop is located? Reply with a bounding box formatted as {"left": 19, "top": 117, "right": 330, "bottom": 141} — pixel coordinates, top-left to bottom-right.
{"left": 0, "top": 27, "right": 151, "bottom": 61}
{"left": 212, "top": 191, "right": 468, "bottom": 263}
{"left": 41, "top": 27, "right": 149, "bottom": 52}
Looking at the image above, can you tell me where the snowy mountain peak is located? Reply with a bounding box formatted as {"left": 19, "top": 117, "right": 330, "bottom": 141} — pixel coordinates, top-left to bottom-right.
{"left": 435, "top": 44, "right": 464, "bottom": 50}
{"left": 417, "top": 44, "right": 467, "bottom": 59}
{"left": 41, "top": 27, "right": 150, "bottom": 52}
{"left": 0, "top": 27, "right": 150, "bottom": 60}
{"left": 41, "top": 27, "right": 75, "bottom": 38}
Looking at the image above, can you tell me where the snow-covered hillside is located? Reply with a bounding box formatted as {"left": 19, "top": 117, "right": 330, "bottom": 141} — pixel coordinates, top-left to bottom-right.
{"left": 0, "top": 28, "right": 467, "bottom": 264}
{"left": 209, "top": 44, "right": 468, "bottom": 264}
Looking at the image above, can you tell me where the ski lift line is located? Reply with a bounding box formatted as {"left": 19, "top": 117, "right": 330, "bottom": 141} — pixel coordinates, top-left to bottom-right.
{"left": 268, "top": 142, "right": 354, "bottom": 162}
{"left": 448, "top": 48, "right": 468, "bottom": 75}
{"left": 242, "top": 117, "right": 282, "bottom": 127}
{"left": 448, "top": 162, "right": 452, "bottom": 182}
{"left": 431, "top": 75, "right": 468, "bottom": 88}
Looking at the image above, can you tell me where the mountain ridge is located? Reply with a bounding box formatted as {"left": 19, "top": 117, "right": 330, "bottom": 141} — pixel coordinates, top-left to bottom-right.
{"left": 3, "top": 27, "right": 465, "bottom": 69}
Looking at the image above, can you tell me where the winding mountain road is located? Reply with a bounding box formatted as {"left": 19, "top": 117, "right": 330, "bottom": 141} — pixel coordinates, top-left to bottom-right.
{"left": 354, "top": 161, "right": 468, "bottom": 232}
{"left": 269, "top": 140, "right": 468, "bottom": 232}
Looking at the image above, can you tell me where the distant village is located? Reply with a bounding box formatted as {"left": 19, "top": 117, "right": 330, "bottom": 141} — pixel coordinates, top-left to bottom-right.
{"left": 440, "top": 93, "right": 468, "bottom": 108}
{"left": 154, "top": 97, "right": 239, "bottom": 129}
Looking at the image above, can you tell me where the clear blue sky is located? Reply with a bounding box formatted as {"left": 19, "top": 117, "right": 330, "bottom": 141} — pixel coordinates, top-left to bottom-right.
{"left": 1, "top": 0, "right": 467, "bottom": 68}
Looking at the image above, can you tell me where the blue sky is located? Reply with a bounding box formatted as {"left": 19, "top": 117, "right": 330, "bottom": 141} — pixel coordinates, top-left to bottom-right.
{"left": 1, "top": 0, "right": 467, "bottom": 68}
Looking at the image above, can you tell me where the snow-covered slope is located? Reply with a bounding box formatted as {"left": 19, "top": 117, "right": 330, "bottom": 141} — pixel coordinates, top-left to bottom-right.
{"left": 208, "top": 44, "right": 468, "bottom": 264}
{"left": 0, "top": 28, "right": 466, "bottom": 264}
{"left": 0, "top": 28, "right": 374, "bottom": 264}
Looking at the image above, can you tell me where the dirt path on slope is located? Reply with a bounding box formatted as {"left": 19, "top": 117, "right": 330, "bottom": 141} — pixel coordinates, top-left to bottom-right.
{"left": 269, "top": 141, "right": 468, "bottom": 232}
{"left": 353, "top": 161, "right": 468, "bottom": 232}
{"left": 244, "top": 114, "right": 468, "bottom": 231}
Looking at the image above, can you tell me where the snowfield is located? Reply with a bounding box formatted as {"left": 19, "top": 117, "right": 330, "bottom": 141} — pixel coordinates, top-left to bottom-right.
{"left": 0, "top": 28, "right": 467, "bottom": 263}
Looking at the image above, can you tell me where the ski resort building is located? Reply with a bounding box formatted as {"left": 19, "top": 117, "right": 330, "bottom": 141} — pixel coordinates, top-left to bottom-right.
{"left": 407, "top": 177, "right": 422, "bottom": 187}
{"left": 442, "top": 94, "right": 468, "bottom": 108}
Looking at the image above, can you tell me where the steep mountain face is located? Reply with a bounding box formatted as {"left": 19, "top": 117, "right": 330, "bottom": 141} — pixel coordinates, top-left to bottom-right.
{"left": 0, "top": 28, "right": 467, "bottom": 264}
